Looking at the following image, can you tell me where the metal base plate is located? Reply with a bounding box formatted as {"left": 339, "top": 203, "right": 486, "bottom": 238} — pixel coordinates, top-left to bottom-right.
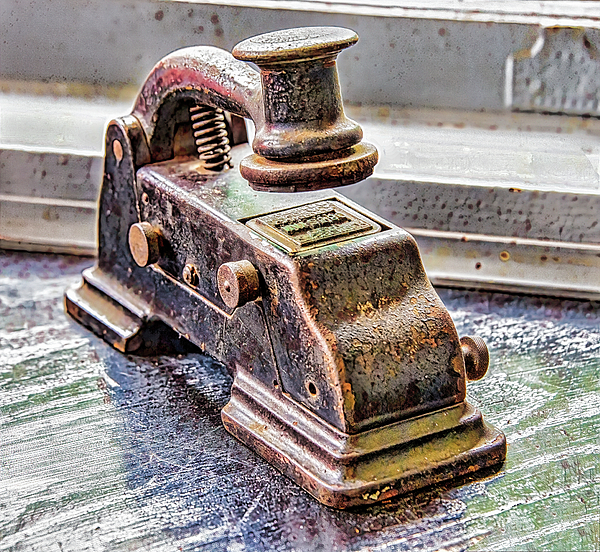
{"left": 65, "top": 275, "right": 194, "bottom": 356}
{"left": 223, "top": 370, "right": 506, "bottom": 509}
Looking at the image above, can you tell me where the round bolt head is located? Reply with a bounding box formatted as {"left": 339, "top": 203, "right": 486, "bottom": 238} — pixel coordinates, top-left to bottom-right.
{"left": 128, "top": 222, "right": 161, "bottom": 267}
{"left": 182, "top": 263, "right": 199, "bottom": 287}
{"left": 460, "top": 336, "right": 490, "bottom": 381}
{"left": 217, "top": 260, "right": 260, "bottom": 309}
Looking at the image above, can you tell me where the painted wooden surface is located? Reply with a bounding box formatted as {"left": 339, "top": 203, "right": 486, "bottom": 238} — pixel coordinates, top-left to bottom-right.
{"left": 1, "top": 250, "right": 599, "bottom": 551}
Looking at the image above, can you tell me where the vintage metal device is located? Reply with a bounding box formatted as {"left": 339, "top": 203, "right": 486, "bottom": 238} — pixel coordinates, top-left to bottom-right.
{"left": 65, "top": 27, "right": 506, "bottom": 508}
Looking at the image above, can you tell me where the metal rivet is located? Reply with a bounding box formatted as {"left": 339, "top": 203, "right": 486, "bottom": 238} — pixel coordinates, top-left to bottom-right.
{"left": 217, "top": 260, "right": 260, "bottom": 309}
{"left": 182, "top": 263, "right": 199, "bottom": 287}
{"left": 128, "top": 222, "right": 161, "bottom": 267}
{"left": 460, "top": 336, "right": 490, "bottom": 381}
{"left": 113, "top": 139, "right": 124, "bottom": 164}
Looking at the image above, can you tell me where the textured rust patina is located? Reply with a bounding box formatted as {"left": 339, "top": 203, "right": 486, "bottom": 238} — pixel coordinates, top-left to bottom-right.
{"left": 65, "top": 27, "right": 505, "bottom": 508}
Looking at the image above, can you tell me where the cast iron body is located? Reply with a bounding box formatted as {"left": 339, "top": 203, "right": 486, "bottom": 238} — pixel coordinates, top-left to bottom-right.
{"left": 65, "top": 27, "right": 506, "bottom": 508}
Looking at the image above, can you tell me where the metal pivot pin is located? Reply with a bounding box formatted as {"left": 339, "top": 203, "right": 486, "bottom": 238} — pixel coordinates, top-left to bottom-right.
{"left": 218, "top": 261, "right": 260, "bottom": 309}
{"left": 128, "top": 222, "right": 161, "bottom": 267}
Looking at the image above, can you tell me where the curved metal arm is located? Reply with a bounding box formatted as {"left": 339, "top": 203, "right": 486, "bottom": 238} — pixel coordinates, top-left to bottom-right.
{"left": 132, "top": 46, "right": 262, "bottom": 162}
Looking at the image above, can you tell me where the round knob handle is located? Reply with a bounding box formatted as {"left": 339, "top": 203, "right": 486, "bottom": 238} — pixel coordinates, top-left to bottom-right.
{"left": 460, "top": 336, "right": 490, "bottom": 381}
{"left": 128, "top": 222, "right": 161, "bottom": 267}
{"left": 232, "top": 27, "right": 363, "bottom": 162}
{"left": 217, "top": 260, "right": 260, "bottom": 309}
{"left": 232, "top": 26, "right": 358, "bottom": 65}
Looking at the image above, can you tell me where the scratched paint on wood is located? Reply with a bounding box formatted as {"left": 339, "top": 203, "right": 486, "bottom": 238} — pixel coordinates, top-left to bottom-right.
{"left": 1, "top": 251, "right": 599, "bottom": 551}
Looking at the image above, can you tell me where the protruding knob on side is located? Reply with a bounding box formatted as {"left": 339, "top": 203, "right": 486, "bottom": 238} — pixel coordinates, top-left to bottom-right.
{"left": 217, "top": 260, "right": 260, "bottom": 309}
{"left": 461, "top": 336, "right": 490, "bottom": 381}
{"left": 128, "top": 222, "right": 161, "bottom": 267}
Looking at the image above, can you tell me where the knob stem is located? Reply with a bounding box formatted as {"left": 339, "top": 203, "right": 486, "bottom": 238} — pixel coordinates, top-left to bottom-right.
{"left": 233, "top": 27, "right": 363, "bottom": 159}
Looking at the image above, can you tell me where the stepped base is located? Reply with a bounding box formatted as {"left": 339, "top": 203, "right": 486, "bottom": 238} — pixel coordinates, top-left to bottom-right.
{"left": 223, "top": 371, "right": 506, "bottom": 509}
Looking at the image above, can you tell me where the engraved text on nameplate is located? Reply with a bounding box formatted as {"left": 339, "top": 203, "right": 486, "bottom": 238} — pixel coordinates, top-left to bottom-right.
{"left": 245, "top": 200, "right": 381, "bottom": 253}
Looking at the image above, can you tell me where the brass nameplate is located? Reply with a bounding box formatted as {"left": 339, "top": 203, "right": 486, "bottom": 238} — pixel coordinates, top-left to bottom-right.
{"left": 246, "top": 200, "right": 381, "bottom": 253}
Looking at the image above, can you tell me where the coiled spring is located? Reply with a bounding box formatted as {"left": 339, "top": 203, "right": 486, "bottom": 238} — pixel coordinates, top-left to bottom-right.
{"left": 189, "top": 105, "right": 232, "bottom": 171}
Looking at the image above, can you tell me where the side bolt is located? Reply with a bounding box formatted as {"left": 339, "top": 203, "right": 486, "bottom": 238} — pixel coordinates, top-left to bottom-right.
{"left": 460, "top": 336, "right": 490, "bottom": 381}
{"left": 183, "top": 263, "right": 199, "bottom": 287}
{"left": 217, "top": 260, "right": 260, "bottom": 309}
{"left": 128, "top": 222, "right": 161, "bottom": 267}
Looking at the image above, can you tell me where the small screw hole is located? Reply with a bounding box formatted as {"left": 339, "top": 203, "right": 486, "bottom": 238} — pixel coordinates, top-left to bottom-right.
{"left": 308, "top": 382, "right": 317, "bottom": 396}
{"left": 224, "top": 281, "right": 231, "bottom": 293}
{"left": 475, "top": 262, "right": 482, "bottom": 270}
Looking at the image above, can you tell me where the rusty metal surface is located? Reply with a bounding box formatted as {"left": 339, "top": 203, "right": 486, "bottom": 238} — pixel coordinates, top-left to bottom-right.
{"left": 232, "top": 26, "right": 359, "bottom": 64}
{"left": 217, "top": 260, "right": 260, "bottom": 309}
{"left": 245, "top": 199, "right": 381, "bottom": 253}
{"left": 460, "top": 336, "right": 489, "bottom": 381}
{"left": 128, "top": 222, "right": 162, "bottom": 268}
{"left": 65, "top": 135, "right": 504, "bottom": 506}
{"left": 62, "top": 27, "right": 504, "bottom": 507}
{"left": 122, "top": 151, "right": 474, "bottom": 433}
{"left": 234, "top": 28, "right": 378, "bottom": 190}
{"left": 232, "top": 27, "right": 362, "bottom": 159}
{"left": 240, "top": 143, "right": 378, "bottom": 192}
